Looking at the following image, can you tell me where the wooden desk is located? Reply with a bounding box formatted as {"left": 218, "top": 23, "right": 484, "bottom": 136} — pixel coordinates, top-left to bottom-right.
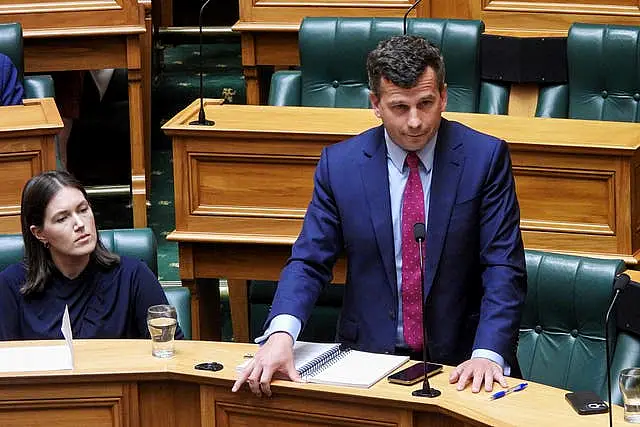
{"left": 0, "top": 339, "right": 625, "bottom": 426}
{"left": 163, "top": 101, "right": 640, "bottom": 342}
{"left": 0, "top": 0, "right": 152, "bottom": 228}
{"left": 0, "top": 98, "right": 62, "bottom": 233}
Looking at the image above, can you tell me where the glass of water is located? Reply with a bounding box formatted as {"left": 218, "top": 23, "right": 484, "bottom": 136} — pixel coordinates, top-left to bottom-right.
{"left": 620, "top": 367, "right": 640, "bottom": 423}
{"left": 147, "top": 304, "right": 178, "bottom": 358}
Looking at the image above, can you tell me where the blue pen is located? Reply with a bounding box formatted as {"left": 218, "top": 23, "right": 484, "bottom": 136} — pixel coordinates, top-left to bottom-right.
{"left": 489, "top": 382, "right": 528, "bottom": 400}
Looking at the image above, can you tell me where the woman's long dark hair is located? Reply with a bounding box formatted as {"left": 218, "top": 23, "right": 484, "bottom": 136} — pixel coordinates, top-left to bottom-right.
{"left": 20, "top": 171, "right": 119, "bottom": 296}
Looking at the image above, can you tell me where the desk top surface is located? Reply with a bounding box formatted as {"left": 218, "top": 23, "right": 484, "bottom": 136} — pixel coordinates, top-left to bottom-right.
{"left": 0, "top": 339, "right": 623, "bottom": 426}
{"left": 163, "top": 100, "right": 640, "bottom": 153}
{"left": 0, "top": 98, "right": 63, "bottom": 134}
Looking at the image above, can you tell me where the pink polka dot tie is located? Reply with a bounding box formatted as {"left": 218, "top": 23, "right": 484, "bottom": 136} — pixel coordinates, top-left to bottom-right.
{"left": 401, "top": 152, "right": 425, "bottom": 351}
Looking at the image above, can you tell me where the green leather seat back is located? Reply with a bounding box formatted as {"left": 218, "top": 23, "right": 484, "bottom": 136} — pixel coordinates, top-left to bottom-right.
{"left": 519, "top": 250, "right": 625, "bottom": 400}
{"left": 536, "top": 23, "right": 640, "bottom": 122}
{"left": 296, "top": 17, "right": 484, "bottom": 112}
{"left": 0, "top": 228, "right": 192, "bottom": 339}
{"left": 164, "top": 286, "right": 192, "bottom": 340}
{"left": 99, "top": 228, "right": 158, "bottom": 276}
{"left": 249, "top": 280, "right": 344, "bottom": 342}
{"left": 568, "top": 23, "right": 640, "bottom": 122}
{"left": 0, "top": 22, "right": 54, "bottom": 99}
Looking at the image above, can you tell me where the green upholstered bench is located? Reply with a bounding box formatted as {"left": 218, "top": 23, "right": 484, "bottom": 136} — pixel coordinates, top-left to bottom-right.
{"left": 0, "top": 22, "right": 54, "bottom": 99}
{"left": 268, "top": 17, "right": 509, "bottom": 115}
{"left": 249, "top": 250, "right": 640, "bottom": 404}
{"left": 519, "top": 250, "right": 640, "bottom": 405}
{"left": 0, "top": 228, "right": 192, "bottom": 339}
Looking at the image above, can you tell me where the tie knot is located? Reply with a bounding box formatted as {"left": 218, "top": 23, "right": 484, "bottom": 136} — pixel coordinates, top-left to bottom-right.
{"left": 406, "top": 152, "right": 420, "bottom": 170}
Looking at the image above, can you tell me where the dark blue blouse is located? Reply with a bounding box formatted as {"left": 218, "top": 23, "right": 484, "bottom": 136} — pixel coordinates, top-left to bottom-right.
{"left": 0, "top": 256, "right": 183, "bottom": 340}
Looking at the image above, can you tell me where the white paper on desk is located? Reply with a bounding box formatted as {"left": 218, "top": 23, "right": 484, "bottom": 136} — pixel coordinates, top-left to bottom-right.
{"left": 61, "top": 304, "right": 74, "bottom": 367}
{"left": 0, "top": 305, "right": 74, "bottom": 373}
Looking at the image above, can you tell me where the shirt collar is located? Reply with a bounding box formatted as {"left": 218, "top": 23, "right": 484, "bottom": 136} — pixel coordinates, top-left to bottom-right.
{"left": 384, "top": 129, "right": 437, "bottom": 174}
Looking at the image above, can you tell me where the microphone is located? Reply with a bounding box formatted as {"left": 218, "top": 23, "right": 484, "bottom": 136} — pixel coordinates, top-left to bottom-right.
{"left": 605, "top": 273, "right": 629, "bottom": 427}
{"left": 411, "top": 222, "right": 441, "bottom": 398}
{"left": 403, "top": 0, "right": 423, "bottom": 35}
{"left": 189, "top": 0, "right": 215, "bottom": 126}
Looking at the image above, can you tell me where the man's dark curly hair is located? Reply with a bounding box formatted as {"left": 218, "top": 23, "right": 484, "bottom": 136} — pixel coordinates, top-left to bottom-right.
{"left": 367, "top": 35, "right": 445, "bottom": 97}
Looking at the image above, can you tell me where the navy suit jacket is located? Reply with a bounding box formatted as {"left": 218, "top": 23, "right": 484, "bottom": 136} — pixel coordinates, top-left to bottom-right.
{"left": 0, "top": 53, "right": 23, "bottom": 106}
{"left": 268, "top": 118, "right": 527, "bottom": 368}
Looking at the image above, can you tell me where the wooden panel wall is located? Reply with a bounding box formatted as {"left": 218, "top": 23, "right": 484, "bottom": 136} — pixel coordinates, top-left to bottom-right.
{"left": 0, "top": 0, "right": 141, "bottom": 33}
{"left": 430, "top": 0, "right": 640, "bottom": 36}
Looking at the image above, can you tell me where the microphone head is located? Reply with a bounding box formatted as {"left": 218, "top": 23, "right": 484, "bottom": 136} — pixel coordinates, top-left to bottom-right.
{"left": 413, "top": 222, "right": 426, "bottom": 242}
{"left": 614, "top": 273, "right": 631, "bottom": 292}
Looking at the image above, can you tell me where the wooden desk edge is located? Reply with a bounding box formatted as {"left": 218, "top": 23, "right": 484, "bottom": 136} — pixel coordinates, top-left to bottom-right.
{"left": 162, "top": 103, "right": 640, "bottom": 153}
{"left": 167, "top": 230, "right": 296, "bottom": 245}
{"left": 0, "top": 340, "right": 624, "bottom": 427}
{"left": 23, "top": 25, "right": 146, "bottom": 38}
{"left": 232, "top": 21, "right": 299, "bottom": 32}
{"left": 0, "top": 98, "right": 63, "bottom": 133}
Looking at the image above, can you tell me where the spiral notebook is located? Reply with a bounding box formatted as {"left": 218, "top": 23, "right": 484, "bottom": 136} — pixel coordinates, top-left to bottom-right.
{"left": 238, "top": 341, "right": 409, "bottom": 388}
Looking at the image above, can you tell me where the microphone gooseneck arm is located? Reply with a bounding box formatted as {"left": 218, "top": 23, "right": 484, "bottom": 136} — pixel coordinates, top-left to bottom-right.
{"left": 605, "top": 273, "right": 630, "bottom": 427}
{"left": 403, "top": 0, "right": 423, "bottom": 35}
{"left": 189, "top": 0, "right": 215, "bottom": 126}
{"left": 411, "top": 222, "right": 440, "bottom": 398}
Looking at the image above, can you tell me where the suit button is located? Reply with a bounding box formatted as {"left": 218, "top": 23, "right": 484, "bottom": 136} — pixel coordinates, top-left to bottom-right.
{"left": 634, "top": 93, "right": 640, "bottom": 101}
{"left": 389, "top": 310, "right": 396, "bottom": 320}
{"left": 601, "top": 90, "right": 608, "bottom": 98}
{"left": 534, "top": 325, "right": 542, "bottom": 333}
{"left": 332, "top": 80, "right": 340, "bottom": 88}
{"left": 570, "top": 329, "right": 579, "bottom": 338}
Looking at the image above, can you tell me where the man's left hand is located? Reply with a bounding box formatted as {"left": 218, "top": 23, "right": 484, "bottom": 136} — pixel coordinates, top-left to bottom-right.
{"left": 448, "top": 358, "right": 507, "bottom": 392}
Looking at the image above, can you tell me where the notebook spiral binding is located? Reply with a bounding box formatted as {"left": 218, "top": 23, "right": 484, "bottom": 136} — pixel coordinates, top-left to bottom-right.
{"left": 298, "top": 344, "right": 352, "bottom": 379}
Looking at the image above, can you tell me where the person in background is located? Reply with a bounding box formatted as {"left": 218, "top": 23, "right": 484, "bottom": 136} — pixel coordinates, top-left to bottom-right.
{"left": 0, "top": 171, "right": 183, "bottom": 340}
{"left": 52, "top": 69, "right": 114, "bottom": 169}
{"left": 233, "top": 35, "right": 526, "bottom": 397}
{"left": 0, "top": 52, "right": 23, "bottom": 106}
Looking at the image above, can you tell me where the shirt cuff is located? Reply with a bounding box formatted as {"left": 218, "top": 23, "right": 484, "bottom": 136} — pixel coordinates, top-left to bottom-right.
{"left": 472, "top": 349, "right": 511, "bottom": 376}
{"left": 254, "top": 314, "right": 302, "bottom": 345}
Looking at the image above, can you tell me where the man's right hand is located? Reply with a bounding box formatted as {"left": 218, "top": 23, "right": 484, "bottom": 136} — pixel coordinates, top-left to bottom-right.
{"left": 231, "top": 331, "right": 302, "bottom": 397}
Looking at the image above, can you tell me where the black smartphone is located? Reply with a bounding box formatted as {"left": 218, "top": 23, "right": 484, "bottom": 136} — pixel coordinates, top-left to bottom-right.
{"left": 387, "top": 362, "right": 443, "bottom": 385}
{"left": 194, "top": 362, "right": 223, "bottom": 372}
{"left": 565, "top": 391, "right": 608, "bottom": 415}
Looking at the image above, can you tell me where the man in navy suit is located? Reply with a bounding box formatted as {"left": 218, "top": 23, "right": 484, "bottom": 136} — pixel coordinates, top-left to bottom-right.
{"left": 0, "top": 53, "right": 23, "bottom": 106}
{"left": 234, "top": 35, "right": 527, "bottom": 397}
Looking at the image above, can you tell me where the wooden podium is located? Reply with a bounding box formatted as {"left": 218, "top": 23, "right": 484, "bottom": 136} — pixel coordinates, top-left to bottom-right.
{"left": 0, "top": 98, "right": 62, "bottom": 233}
{"left": 0, "top": 0, "right": 152, "bottom": 228}
{"left": 0, "top": 339, "right": 625, "bottom": 426}
{"left": 163, "top": 101, "right": 640, "bottom": 341}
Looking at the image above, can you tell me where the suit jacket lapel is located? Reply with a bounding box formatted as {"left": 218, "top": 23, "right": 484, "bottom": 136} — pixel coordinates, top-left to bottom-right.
{"left": 425, "top": 118, "right": 464, "bottom": 298}
{"left": 360, "top": 126, "right": 397, "bottom": 295}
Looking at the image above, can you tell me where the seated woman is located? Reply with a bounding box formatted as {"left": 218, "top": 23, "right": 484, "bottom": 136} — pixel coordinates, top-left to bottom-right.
{"left": 0, "top": 171, "right": 183, "bottom": 340}
{"left": 0, "top": 52, "right": 23, "bottom": 106}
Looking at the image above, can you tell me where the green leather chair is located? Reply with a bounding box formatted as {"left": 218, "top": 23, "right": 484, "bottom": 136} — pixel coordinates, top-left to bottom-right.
{"left": 536, "top": 23, "right": 640, "bottom": 122}
{"left": 249, "top": 280, "right": 344, "bottom": 342}
{"left": 268, "top": 17, "right": 509, "bottom": 114}
{"left": 0, "top": 228, "right": 192, "bottom": 339}
{"left": 0, "top": 23, "right": 54, "bottom": 99}
{"left": 519, "top": 250, "right": 640, "bottom": 405}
